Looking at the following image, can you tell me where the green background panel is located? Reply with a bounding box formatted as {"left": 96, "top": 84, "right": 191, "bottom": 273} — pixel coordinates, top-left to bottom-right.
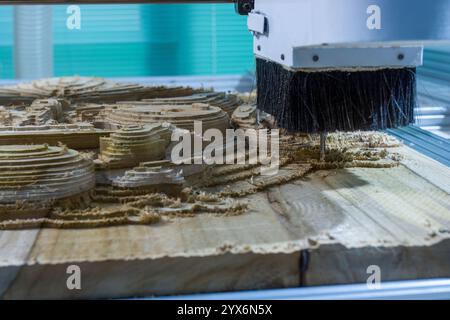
{"left": 0, "top": 4, "right": 255, "bottom": 79}
{"left": 0, "top": 6, "right": 14, "bottom": 79}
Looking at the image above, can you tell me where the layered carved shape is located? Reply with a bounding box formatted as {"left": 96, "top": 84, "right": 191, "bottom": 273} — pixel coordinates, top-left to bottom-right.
{"left": 0, "top": 144, "right": 95, "bottom": 204}
{"left": 104, "top": 103, "right": 230, "bottom": 133}
{"left": 96, "top": 125, "right": 171, "bottom": 169}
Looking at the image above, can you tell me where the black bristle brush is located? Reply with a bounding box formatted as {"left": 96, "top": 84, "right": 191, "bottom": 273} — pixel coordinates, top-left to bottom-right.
{"left": 256, "top": 58, "right": 417, "bottom": 133}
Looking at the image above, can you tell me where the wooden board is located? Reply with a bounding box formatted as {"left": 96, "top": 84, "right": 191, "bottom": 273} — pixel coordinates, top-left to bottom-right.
{"left": 0, "top": 146, "right": 449, "bottom": 299}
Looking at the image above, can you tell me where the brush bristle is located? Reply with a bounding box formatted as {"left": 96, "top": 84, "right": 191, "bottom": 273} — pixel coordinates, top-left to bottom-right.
{"left": 256, "top": 58, "right": 417, "bottom": 133}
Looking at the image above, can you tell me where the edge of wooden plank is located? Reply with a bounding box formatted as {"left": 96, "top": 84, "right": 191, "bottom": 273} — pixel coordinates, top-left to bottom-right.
{"left": 396, "top": 146, "right": 450, "bottom": 193}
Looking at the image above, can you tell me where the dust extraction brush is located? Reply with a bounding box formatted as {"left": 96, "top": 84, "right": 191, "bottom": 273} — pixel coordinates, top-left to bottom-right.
{"left": 256, "top": 59, "right": 417, "bottom": 133}
{"left": 243, "top": 0, "right": 450, "bottom": 135}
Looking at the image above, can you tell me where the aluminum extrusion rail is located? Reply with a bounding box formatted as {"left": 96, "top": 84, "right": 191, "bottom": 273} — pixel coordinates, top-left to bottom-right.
{"left": 150, "top": 278, "right": 450, "bottom": 300}
{"left": 387, "top": 125, "right": 450, "bottom": 167}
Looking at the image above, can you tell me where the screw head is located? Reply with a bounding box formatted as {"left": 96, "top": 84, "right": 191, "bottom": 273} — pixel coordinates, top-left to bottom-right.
{"left": 280, "top": 54, "right": 285, "bottom": 60}
{"left": 257, "top": 45, "right": 261, "bottom": 51}
{"left": 398, "top": 53, "right": 405, "bottom": 60}
{"left": 312, "top": 55, "right": 320, "bottom": 62}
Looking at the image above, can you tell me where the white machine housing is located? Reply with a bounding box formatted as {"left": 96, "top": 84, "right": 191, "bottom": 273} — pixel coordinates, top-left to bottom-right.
{"left": 247, "top": 0, "right": 450, "bottom": 70}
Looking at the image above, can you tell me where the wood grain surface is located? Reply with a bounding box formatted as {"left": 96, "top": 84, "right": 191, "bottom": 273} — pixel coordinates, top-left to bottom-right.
{"left": 0, "top": 146, "right": 449, "bottom": 299}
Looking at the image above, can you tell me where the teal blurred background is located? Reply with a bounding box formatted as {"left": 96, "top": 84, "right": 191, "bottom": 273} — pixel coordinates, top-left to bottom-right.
{"left": 1, "top": 4, "right": 449, "bottom": 81}
{"left": 0, "top": 4, "right": 254, "bottom": 79}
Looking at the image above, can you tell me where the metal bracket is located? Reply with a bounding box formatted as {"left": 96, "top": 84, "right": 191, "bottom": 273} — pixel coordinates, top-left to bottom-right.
{"left": 234, "top": 0, "right": 254, "bottom": 15}
{"left": 247, "top": 12, "right": 267, "bottom": 35}
{"left": 290, "top": 46, "right": 424, "bottom": 69}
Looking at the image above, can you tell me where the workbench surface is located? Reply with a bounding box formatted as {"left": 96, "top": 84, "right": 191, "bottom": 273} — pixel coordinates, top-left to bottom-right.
{"left": 1, "top": 146, "right": 449, "bottom": 299}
